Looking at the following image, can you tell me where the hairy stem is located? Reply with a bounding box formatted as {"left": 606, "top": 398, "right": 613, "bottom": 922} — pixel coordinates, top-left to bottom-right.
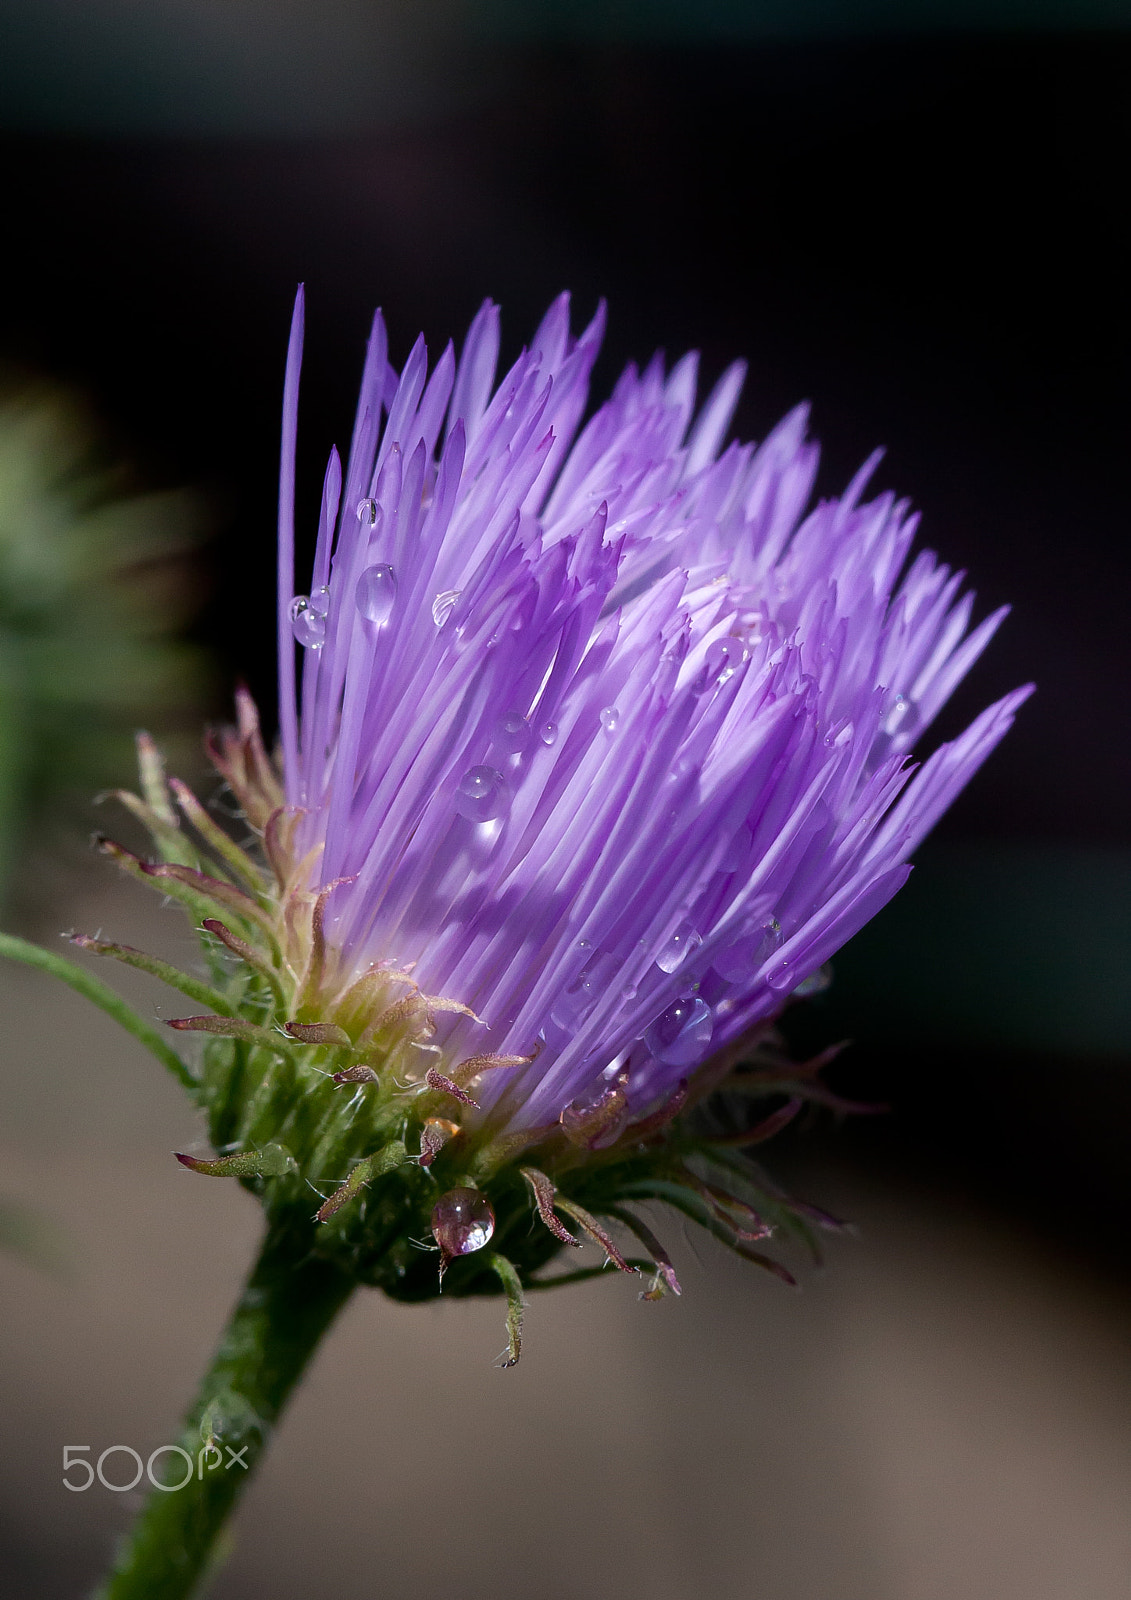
{"left": 93, "top": 1215, "right": 354, "bottom": 1600}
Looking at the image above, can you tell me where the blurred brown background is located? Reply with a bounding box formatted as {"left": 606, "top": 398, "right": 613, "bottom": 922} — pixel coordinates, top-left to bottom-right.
{"left": 1, "top": 4, "right": 1130, "bottom": 1596}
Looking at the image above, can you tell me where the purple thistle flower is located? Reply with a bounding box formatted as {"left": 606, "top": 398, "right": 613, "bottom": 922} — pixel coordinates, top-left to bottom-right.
{"left": 274, "top": 286, "right": 1031, "bottom": 1136}
{"left": 0, "top": 286, "right": 1034, "bottom": 1596}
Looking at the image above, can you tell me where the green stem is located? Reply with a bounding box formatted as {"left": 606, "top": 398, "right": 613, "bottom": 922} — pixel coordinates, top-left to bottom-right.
{"left": 0, "top": 931, "right": 195, "bottom": 1091}
{"left": 93, "top": 1216, "right": 354, "bottom": 1600}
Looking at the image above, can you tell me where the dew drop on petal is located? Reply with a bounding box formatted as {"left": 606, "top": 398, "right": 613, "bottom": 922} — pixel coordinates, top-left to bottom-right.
{"left": 549, "top": 949, "right": 617, "bottom": 1030}
{"left": 694, "top": 636, "right": 748, "bottom": 694}
{"left": 432, "top": 588, "right": 461, "bottom": 627}
{"left": 600, "top": 706, "right": 619, "bottom": 734}
{"left": 881, "top": 692, "right": 920, "bottom": 740}
{"left": 656, "top": 920, "right": 702, "bottom": 974}
{"left": 430, "top": 1187, "right": 495, "bottom": 1258}
{"left": 289, "top": 595, "right": 326, "bottom": 649}
{"left": 498, "top": 710, "right": 531, "bottom": 752}
{"left": 308, "top": 585, "right": 331, "bottom": 620}
{"left": 356, "top": 497, "right": 378, "bottom": 525}
{"left": 355, "top": 563, "right": 397, "bottom": 625}
{"left": 454, "top": 765, "right": 508, "bottom": 822}
{"left": 539, "top": 721, "right": 559, "bottom": 747}
{"left": 714, "top": 916, "right": 782, "bottom": 982}
{"left": 643, "top": 996, "right": 714, "bottom": 1068}
{"left": 707, "top": 635, "right": 746, "bottom": 684}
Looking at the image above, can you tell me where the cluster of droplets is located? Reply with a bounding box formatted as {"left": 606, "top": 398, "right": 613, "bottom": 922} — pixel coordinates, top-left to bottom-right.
{"left": 289, "top": 587, "right": 330, "bottom": 649}
{"left": 570, "top": 902, "right": 799, "bottom": 1106}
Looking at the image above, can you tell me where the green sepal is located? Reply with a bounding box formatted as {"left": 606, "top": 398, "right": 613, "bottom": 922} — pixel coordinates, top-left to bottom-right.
{"left": 175, "top": 1143, "right": 297, "bottom": 1179}
{"left": 69, "top": 934, "right": 241, "bottom": 1017}
{"left": 486, "top": 1252, "right": 525, "bottom": 1367}
{"left": 168, "top": 777, "right": 269, "bottom": 898}
{"left": 315, "top": 1139, "right": 408, "bottom": 1222}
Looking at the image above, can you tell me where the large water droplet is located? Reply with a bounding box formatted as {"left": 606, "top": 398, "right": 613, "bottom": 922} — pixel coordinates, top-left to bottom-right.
{"left": 643, "top": 996, "right": 714, "bottom": 1068}
{"left": 656, "top": 920, "right": 702, "bottom": 974}
{"left": 355, "top": 563, "right": 397, "bottom": 625}
{"left": 714, "top": 916, "right": 782, "bottom": 982}
{"left": 430, "top": 1187, "right": 495, "bottom": 1258}
{"left": 289, "top": 595, "right": 326, "bottom": 649}
{"left": 539, "top": 721, "right": 559, "bottom": 747}
{"left": 356, "top": 497, "right": 378, "bottom": 525}
{"left": 454, "top": 765, "right": 508, "bottom": 822}
{"left": 498, "top": 710, "right": 531, "bottom": 752}
{"left": 432, "top": 588, "right": 461, "bottom": 627}
{"left": 600, "top": 706, "right": 620, "bottom": 734}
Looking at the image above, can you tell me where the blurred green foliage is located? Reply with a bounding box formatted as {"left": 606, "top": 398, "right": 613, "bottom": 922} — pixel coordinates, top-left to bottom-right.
{"left": 0, "top": 378, "right": 209, "bottom": 897}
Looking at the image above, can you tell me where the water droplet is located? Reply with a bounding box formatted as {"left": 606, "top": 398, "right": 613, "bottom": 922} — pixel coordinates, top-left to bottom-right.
{"left": 539, "top": 721, "right": 559, "bottom": 747}
{"left": 694, "top": 636, "right": 748, "bottom": 694}
{"left": 430, "top": 1187, "right": 495, "bottom": 1258}
{"left": 356, "top": 497, "right": 378, "bottom": 525}
{"left": 560, "top": 1080, "right": 630, "bottom": 1149}
{"left": 454, "top": 765, "right": 508, "bottom": 822}
{"left": 549, "top": 950, "right": 618, "bottom": 1032}
{"left": 355, "top": 563, "right": 397, "bottom": 625}
{"left": 643, "top": 996, "right": 714, "bottom": 1068}
{"left": 432, "top": 588, "right": 461, "bottom": 627}
{"left": 621, "top": 982, "right": 638, "bottom": 1002}
{"left": 881, "top": 693, "right": 920, "bottom": 741}
{"left": 600, "top": 706, "right": 619, "bottom": 734}
{"left": 714, "top": 916, "right": 782, "bottom": 982}
{"left": 289, "top": 595, "right": 326, "bottom": 649}
{"left": 656, "top": 921, "right": 702, "bottom": 974}
{"left": 308, "top": 585, "right": 331, "bottom": 620}
{"left": 498, "top": 710, "right": 530, "bottom": 752}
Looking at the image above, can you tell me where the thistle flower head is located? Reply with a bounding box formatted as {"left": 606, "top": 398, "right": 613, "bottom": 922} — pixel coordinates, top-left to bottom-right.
{"left": 267, "top": 287, "right": 1027, "bottom": 1130}
{"left": 87, "top": 290, "right": 1029, "bottom": 1348}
